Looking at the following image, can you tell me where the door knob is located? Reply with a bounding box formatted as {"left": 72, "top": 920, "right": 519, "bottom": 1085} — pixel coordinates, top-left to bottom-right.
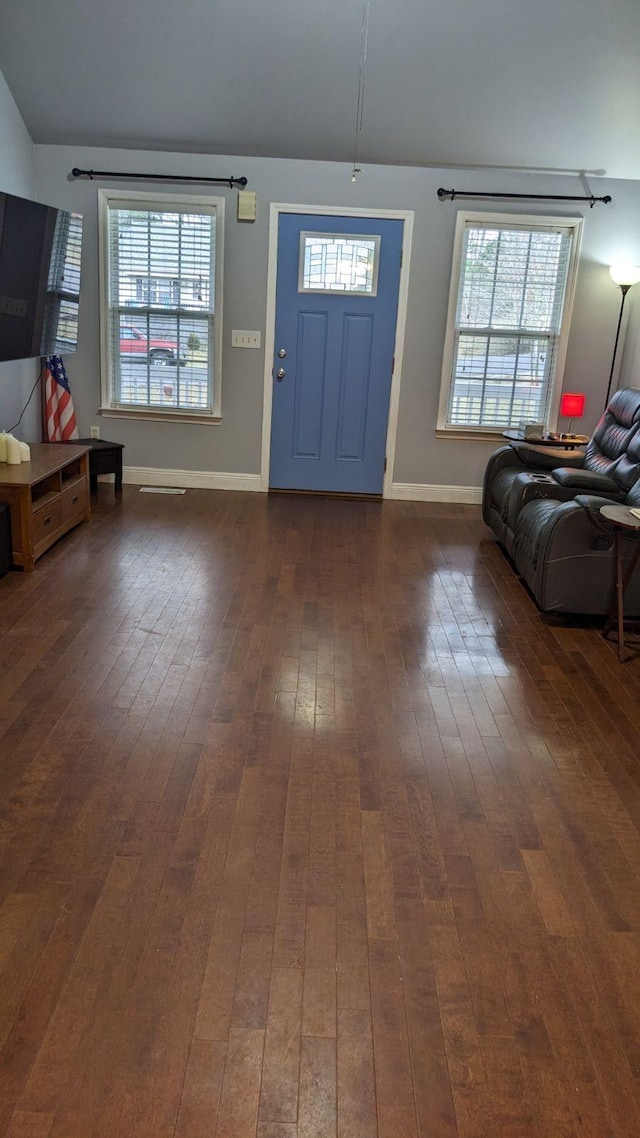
{"left": 276, "top": 368, "right": 286, "bottom": 380}
{"left": 277, "top": 348, "right": 287, "bottom": 358}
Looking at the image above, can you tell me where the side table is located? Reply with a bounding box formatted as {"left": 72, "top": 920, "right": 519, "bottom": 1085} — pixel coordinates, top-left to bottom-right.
{"left": 57, "top": 438, "right": 124, "bottom": 496}
{"left": 502, "top": 429, "right": 589, "bottom": 451}
{"left": 600, "top": 504, "right": 640, "bottom": 662}
{"left": 501, "top": 432, "right": 586, "bottom": 463}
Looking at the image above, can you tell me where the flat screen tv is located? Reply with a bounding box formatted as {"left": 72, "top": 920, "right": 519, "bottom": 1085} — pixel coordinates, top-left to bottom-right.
{"left": 0, "top": 190, "right": 83, "bottom": 363}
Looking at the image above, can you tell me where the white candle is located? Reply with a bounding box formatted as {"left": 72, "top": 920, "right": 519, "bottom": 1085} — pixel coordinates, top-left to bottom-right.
{"left": 0, "top": 433, "right": 6, "bottom": 462}
{"left": 6, "top": 435, "right": 22, "bottom": 464}
{"left": 19, "top": 441, "right": 31, "bottom": 462}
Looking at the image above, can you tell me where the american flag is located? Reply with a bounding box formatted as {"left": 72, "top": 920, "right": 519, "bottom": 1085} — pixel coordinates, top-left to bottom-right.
{"left": 43, "top": 356, "right": 79, "bottom": 442}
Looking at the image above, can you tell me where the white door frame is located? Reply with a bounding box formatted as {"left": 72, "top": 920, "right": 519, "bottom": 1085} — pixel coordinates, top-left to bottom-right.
{"left": 260, "top": 203, "right": 414, "bottom": 496}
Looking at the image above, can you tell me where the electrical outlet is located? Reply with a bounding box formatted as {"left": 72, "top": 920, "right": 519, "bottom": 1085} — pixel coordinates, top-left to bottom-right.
{"left": 231, "top": 330, "right": 261, "bottom": 349}
{"left": 90, "top": 425, "right": 100, "bottom": 439}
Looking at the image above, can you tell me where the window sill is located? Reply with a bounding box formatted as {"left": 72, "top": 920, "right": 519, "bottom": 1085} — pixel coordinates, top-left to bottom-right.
{"left": 435, "top": 428, "right": 504, "bottom": 442}
{"left": 100, "top": 407, "right": 221, "bottom": 426}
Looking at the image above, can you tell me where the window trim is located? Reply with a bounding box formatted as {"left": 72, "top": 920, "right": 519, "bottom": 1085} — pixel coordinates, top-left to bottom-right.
{"left": 436, "top": 210, "right": 583, "bottom": 436}
{"left": 98, "top": 188, "right": 224, "bottom": 422}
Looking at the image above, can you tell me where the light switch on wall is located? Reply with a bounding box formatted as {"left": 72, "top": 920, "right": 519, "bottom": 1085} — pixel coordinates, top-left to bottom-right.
{"left": 0, "top": 296, "right": 28, "bottom": 318}
{"left": 231, "top": 330, "right": 261, "bottom": 348}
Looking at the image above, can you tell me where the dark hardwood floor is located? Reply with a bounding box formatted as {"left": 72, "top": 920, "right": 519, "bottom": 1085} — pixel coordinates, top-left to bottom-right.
{"left": 1, "top": 486, "right": 640, "bottom": 1137}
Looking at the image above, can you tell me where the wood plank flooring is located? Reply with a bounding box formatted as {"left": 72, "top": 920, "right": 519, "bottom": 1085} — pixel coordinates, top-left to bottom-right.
{"left": 1, "top": 486, "right": 640, "bottom": 1136}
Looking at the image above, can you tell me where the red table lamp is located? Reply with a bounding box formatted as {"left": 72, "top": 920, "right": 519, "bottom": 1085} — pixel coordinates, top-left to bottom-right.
{"left": 560, "top": 392, "right": 585, "bottom": 436}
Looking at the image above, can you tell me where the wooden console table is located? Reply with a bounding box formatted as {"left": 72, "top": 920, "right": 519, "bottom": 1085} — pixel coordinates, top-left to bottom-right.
{"left": 0, "top": 443, "right": 91, "bottom": 571}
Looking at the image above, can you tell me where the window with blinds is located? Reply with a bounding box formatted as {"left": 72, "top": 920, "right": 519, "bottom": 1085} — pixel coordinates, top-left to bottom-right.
{"left": 99, "top": 191, "right": 223, "bottom": 419}
{"left": 438, "top": 212, "right": 583, "bottom": 432}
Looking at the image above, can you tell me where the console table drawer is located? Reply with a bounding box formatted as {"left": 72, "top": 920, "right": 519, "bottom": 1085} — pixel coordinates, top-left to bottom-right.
{"left": 32, "top": 500, "right": 62, "bottom": 546}
{"left": 60, "top": 479, "right": 88, "bottom": 524}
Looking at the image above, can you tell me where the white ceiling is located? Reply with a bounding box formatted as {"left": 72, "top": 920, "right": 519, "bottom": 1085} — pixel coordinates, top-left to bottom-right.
{"left": 2, "top": 0, "right": 640, "bottom": 179}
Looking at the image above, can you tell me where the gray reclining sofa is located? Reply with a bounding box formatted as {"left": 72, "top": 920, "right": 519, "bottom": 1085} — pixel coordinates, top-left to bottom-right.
{"left": 482, "top": 387, "right": 640, "bottom": 614}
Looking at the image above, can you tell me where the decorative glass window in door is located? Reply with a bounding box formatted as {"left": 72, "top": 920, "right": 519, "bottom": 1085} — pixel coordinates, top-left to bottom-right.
{"left": 299, "top": 232, "right": 380, "bottom": 295}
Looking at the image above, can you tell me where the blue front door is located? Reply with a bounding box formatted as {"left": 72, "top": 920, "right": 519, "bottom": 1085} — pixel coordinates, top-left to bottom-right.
{"left": 269, "top": 214, "right": 403, "bottom": 494}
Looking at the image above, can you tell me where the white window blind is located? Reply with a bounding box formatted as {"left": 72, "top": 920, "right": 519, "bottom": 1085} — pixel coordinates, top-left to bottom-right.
{"left": 439, "top": 214, "right": 582, "bottom": 432}
{"left": 48, "top": 210, "right": 83, "bottom": 298}
{"left": 102, "top": 194, "right": 221, "bottom": 416}
{"left": 43, "top": 210, "right": 83, "bottom": 354}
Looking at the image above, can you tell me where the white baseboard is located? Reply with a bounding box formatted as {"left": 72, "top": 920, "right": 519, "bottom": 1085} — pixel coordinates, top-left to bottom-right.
{"left": 121, "top": 469, "right": 481, "bottom": 503}
{"left": 123, "top": 466, "right": 264, "bottom": 492}
{"left": 390, "top": 482, "right": 482, "bottom": 504}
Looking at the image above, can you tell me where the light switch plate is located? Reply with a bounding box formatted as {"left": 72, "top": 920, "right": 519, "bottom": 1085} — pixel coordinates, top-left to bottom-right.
{"left": 0, "top": 295, "right": 28, "bottom": 318}
{"left": 232, "top": 330, "right": 261, "bottom": 348}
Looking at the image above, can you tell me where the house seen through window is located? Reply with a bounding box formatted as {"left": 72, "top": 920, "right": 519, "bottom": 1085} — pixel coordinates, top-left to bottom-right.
{"left": 438, "top": 212, "right": 583, "bottom": 433}
{"left": 99, "top": 190, "right": 223, "bottom": 419}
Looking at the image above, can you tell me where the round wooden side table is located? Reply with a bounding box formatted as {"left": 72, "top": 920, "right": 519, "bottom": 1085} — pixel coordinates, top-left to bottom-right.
{"left": 600, "top": 504, "right": 640, "bottom": 662}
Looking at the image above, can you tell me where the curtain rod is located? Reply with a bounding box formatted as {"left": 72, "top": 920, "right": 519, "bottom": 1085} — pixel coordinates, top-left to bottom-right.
{"left": 71, "top": 168, "right": 248, "bottom": 188}
{"left": 437, "top": 187, "right": 611, "bottom": 208}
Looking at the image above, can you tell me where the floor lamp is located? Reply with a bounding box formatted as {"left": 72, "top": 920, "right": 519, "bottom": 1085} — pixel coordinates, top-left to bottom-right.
{"left": 604, "top": 263, "right": 640, "bottom": 410}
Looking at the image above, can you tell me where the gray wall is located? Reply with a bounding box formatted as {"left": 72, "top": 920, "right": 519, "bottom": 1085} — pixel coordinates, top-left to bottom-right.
{"left": 21, "top": 144, "right": 640, "bottom": 490}
{"left": 0, "top": 71, "right": 40, "bottom": 440}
